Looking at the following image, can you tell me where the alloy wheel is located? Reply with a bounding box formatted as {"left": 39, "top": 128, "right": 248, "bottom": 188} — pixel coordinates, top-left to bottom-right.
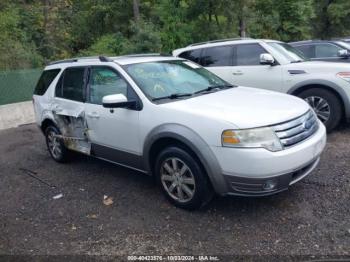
{"left": 47, "top": 130, "right": 62, "bottom": 159}
{"left": 160, "top": 157, "right": 196, "bottom": 203}
{"left": 304, "top": 96, "right": 331, "bottom": 122}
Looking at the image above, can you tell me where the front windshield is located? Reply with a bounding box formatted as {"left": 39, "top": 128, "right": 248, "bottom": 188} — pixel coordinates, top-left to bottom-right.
{"left": 123, "top": 60, "right": 230, "bottom": 101}
{"left": 268, "top": 42, "right": 308, "bottom": 62}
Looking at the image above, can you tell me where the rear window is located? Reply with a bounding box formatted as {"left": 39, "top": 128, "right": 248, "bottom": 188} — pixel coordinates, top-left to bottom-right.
{"left": 34, "top": 69, "right": 61, "bottom": 95}
{"left": 178, "top": 49, "right": 202, "bottom": 64}
{"left": 201, "top": 45, "right": 233, "bottom": 67}
{"left": 56, "top": 67, "right": 86, "bottom": 102}
{"left": 295, "top": 45, "right": 315, "bottom": 58}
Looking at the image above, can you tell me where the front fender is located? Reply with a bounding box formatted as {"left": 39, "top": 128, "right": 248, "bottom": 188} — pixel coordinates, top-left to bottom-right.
{"left": 143, "top": 124, "right": 229, "bottom": 194}
{"left": 288, "top": 79, "right": 350, "bottom": 119}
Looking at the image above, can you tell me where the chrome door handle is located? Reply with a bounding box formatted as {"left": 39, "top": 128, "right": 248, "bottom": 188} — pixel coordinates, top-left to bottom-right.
{"left": 87, "top": 112, "right": 100, "bottom": 119}
{"left": 53, "top": 105, "right": 63, "bottom": 113}
{"left": 232, "top": 71, "right": 243, "bottom": 75}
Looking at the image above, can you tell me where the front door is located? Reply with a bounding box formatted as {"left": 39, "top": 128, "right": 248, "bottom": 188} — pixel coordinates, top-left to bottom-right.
{"left": 84, "top": 66, "right": 141, "bottom": 166}
{"left": 229, "top": 43, "right": 283, "bottom": 92}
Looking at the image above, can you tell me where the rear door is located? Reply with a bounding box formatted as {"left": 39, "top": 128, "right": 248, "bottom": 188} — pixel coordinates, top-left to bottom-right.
{"left": 200, "top": 45, "right": 235, "bottom": 82}
{"left": 53, "top": 66, "right": 87, "bottom": 119}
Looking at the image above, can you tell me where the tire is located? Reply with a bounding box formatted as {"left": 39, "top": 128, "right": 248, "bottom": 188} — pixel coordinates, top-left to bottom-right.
{"left": 298, "top": 88, "right": 342, "bottom": 132}
{"left": 154, "top": 146, "right": 213, "bottom": 210}
{"left": 45, "top": 125, "right": 71, "bottom": 163}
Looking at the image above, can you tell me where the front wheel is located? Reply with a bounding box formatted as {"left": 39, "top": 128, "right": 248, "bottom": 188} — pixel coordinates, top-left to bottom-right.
{"left": 155, "top": 147, "right": 213, "bottom": 210}
{"left": 298, "top": 88, "right": 342, "bottom": 132}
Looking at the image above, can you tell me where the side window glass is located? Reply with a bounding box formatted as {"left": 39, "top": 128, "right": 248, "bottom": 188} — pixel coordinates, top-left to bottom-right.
{"left": 236, "top": 44, "right": 267, "bottom": 66}
{"left": 201, "top": 46, "right": 233, "bottom": 67}
{"left": 179, "top": 49, "right": 202, "bottom": 64}
{"left": 296, "top": 45, "right": 315, "bottom": 58}
{"left": 89, "top": 67, "right": 128, "bottom": 105}
{"left": 315, "top": 44, "right": 342, "bottom": 58}
{"left": 34, "top": 69, "right": 61, "bottom": 95}
{"left": 61, "top": 67, "right": 85, "bottom": 102}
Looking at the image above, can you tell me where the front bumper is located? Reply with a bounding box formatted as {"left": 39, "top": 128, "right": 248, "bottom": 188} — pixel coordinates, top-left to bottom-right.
{"left": 223, "top": 157, "right": 319, "bottom": 196}
{"left": 210, "top": 121, "right": 326, "bottom": 196}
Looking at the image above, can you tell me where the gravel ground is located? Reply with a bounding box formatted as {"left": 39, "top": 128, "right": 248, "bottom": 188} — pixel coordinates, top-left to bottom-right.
{"left": 0, "top": 124, "right": 349, "bottom": 261}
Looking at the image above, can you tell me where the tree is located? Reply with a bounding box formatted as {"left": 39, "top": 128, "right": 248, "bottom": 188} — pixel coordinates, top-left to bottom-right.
{"left": 313, "top": 0, "right": 350, "bottom": 39}
{"left": 133, "top": 0, "right": 140, "bottom": 22}
{"left": 0, "top": 4, "right": 42, "bottom": 69}
{"left": 250, "top": 0, "right": 314, "bottom": 41}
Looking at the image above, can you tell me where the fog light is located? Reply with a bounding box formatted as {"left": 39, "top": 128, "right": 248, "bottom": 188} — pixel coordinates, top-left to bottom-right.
{"left": 263, "top": 180, "right": 277, "bottom": 190}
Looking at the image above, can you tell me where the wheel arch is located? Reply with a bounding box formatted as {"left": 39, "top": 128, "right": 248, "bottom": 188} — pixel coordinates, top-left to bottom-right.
{"left": 143, "top": 124, "right": 228, "bottom": 194}
{"left": 40, "top": 118, "right": 57, "bottom": 134}
{"left": 288, "top": 80, "right": 350, "bottom": 120}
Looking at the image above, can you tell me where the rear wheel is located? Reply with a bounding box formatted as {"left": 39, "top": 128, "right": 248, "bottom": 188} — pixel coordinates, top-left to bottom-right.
{"left": 155, "top": 147, "right": 213, "bottom": 210}
{"left": 45, "top": 125, "right": 71, "bottom": 162}
{"left": 298, "top": 88, "right": 342, "bottom": 132}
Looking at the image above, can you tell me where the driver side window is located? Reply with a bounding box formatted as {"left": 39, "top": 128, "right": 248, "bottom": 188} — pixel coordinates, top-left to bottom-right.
{"left": 88, "top": 67, "right": 128, "bottom": 104}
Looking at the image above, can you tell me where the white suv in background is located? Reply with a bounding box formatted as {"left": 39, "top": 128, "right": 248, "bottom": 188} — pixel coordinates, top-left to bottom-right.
{"left": 173, "top": 38, "right": 350, "bottom": 131}
{"left": 33, "top": 55, "right": 326, "bottom": 209}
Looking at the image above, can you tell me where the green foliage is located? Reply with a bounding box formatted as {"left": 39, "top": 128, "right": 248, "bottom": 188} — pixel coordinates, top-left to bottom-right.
{"left": 155, "top": 1, "right": 194, "bottom": 52}
{"left": 127, "top": 20, "right": 162, "bottom": 53}
{"left": 250, "top": 0, "right": 314, "bottom": 41}
{"left": 313, "top": 0, "right": 350, "bottom": 39}
{"left": 0, "top": 5, "right": 43, "bottom": 70}
{"left": 80, "top": 33, "right": 131, "bottom": 56}
{"left": 0, "top": 0, "right": 349, "bottom": 69}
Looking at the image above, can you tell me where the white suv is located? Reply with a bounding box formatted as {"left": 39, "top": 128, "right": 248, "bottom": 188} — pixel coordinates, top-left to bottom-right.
{"left": 173, "top": 38, "right": 350, "bottom": 131}
{"left": 33, "top": 55, "right": 326, "bottom": 209}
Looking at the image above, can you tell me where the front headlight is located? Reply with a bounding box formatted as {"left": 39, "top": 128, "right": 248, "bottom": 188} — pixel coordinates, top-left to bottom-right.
{"left": 222, "top": 127, "right": 283, "bottom": 152}
{"left": 336, "top": 72, "right": 350, "bottom": 83}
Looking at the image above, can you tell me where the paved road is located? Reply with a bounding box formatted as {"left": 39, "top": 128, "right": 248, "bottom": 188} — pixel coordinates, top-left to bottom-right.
{"left": 0, "top": 124, "right": 349, "bottom": 260}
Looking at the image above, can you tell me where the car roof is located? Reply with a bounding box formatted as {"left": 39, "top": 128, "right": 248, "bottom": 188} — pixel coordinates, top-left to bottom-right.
{"left": 45, "top": 55, "right": 184, "bottom": 70}
{"left": 173, "top": 38, "right": 282, "bottom": 53}
{"left": 289, "top": 40, "right": 341, "bottom": 45}
{"left": 112, "top": 55, "right": 182, "bottom": 65}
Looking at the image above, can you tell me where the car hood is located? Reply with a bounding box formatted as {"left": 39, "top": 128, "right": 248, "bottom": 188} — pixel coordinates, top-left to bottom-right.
{"left": 161, "top": 87, "right": 310, "bottom": 129}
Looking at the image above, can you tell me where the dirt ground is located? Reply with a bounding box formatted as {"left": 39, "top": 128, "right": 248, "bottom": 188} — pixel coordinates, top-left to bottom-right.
{"left": 0, "top": 124, "right": 349, "bottom": 261}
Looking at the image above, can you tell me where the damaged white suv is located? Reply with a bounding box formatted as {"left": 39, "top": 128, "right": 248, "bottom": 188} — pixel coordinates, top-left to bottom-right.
{"left": 33, "top": 55, "right": 326, "bottom": 209}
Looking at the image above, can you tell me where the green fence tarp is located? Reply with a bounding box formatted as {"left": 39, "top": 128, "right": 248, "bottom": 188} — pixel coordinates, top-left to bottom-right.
{"left": 0, "top": 69, "right": 41, "bottom": 105}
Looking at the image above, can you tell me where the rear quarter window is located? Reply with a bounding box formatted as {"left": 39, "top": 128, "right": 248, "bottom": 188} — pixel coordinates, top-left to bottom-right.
{"left": 178, "top": 49, "right": 202, "bottom": 64}
{"left": 34, "top": 69, "right": 61, "bottom": 96}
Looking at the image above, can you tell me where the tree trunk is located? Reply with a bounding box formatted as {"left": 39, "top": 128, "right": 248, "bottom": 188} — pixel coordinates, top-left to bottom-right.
{"left": 42, "top": 0, "right": 50, "bottom": 59}
{"left": 133, "top": 0, "right": 140, "bottom": 22}
{"left": 239, "top": 18, "right": 246, "bottom": 37}
{"left": 238, "top": 0, "right": 246, "bottom": 37}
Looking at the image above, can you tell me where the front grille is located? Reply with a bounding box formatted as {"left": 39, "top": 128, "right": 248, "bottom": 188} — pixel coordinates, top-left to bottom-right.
{"left": 271, "top": 110, "right": 319, "bottom": 148}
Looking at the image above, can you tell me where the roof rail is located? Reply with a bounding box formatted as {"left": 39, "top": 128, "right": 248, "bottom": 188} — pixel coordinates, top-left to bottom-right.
{"left": 48, "top": 55, "right": 113, "bottom": 65}
{"left": 188, "top": 37, "right": 253, "bottom": 47}
{"left": 115, "top": 53, "right": 172, "bottom": 58}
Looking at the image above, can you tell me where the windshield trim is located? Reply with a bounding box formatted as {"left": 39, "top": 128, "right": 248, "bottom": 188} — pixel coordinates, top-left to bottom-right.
{"left": 267, "top": 42, "right": 308, "bottom": 63}
{"left": 336, "top": 41, "right": 350, "bottom": 50}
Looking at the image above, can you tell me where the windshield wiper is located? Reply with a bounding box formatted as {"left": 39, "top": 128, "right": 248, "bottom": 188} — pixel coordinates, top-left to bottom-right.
{"left": 152, "top": 93, "right": 193, "bottom": 101}
{"left": 194, "top": 84, "right": 234, "bottom": 95}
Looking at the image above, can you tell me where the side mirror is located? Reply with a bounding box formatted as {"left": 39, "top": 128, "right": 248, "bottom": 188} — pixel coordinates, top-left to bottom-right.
{"left": 102, "top": 94, "right": 136, "bottom": 109}
{"left": 337, "top": 49, "right": 349, "bottom": 58}
{"left": 260, "top": 53, "right": 275, "bottom": 65}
